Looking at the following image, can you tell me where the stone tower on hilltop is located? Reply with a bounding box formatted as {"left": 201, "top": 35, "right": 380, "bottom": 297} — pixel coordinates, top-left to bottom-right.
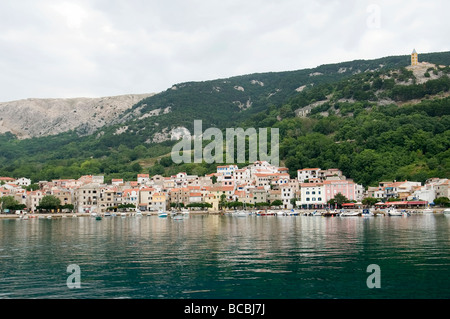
{"left": 411, "top": 49, "right": 419, "bottom": 66}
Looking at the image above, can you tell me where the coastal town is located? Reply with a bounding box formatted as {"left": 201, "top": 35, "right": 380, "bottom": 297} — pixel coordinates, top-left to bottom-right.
{"left": 0, "top": 160, "right": 448, "bottom": 216}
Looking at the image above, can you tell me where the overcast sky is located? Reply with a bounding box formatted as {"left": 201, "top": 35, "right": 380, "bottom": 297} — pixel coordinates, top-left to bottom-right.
{"left": 0, "top": 0, "right": 449, "bottom": 102}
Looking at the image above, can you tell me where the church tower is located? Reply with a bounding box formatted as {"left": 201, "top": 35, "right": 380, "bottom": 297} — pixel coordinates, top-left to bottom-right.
{"left": 411, "top": 49, "right": 418, "bottom": 66}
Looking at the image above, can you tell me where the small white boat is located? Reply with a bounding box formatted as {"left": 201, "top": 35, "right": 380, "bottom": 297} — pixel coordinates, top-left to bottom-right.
{"left": 313, "top": 211, "right": 323, "bottom": 216}
{"left": 362, "top": 209, "right": 374, "bottom": 217}
{"left": 90, "top": 212, "right": 98, "bottom": 217}
{"left": 172, "top": 212, "right": 185, "bottom": 220}
{"left": 158, "top": 210, "right": 168, "bottom": 218}
{"left": 72, "top": 214, "right": 77, "bottom": 218}
{"left": 46, "top": 215, "right": 52, "bottom": 219}
{"left": 423, "top": 208, "right": 433, "bottom": 214}
{"left": 121, "top": 212, "right": 127, "bottom": 218}
{"left": 21, "top": 215, "right": 29, "bottom": 220}
{"left": 233, "top": 210, "right": 249, "bottom": 217}
{"left": 340, "top": 210, "right": 360, "bottom": 217}
{"left": 387, "top": 208, "right": 402, "bottom": 216}
{"left": 443, "top": 208, "right": 450, "bottom": 215}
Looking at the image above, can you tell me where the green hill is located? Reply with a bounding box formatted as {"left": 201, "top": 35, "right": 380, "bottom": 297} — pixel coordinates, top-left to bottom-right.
{"left": 1, "top": 51, "right": 449, "bottom": 186}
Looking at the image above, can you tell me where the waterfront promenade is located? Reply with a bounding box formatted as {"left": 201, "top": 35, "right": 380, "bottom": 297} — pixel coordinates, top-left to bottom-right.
{"left": 1, "top": 208, "right": 447, "bottom": 219}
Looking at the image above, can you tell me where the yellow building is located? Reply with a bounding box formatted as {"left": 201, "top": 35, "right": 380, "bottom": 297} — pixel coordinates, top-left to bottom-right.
{"left": 411, "top": 49, "right": 418, "bottom": 66}
{"left": 151, "top": 192, "right": 168, "bottom": 211}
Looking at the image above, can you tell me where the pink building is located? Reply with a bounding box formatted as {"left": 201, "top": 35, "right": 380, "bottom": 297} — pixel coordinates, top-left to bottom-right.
{"left": 323, "top": 180, "right": 357, "bottom": 202}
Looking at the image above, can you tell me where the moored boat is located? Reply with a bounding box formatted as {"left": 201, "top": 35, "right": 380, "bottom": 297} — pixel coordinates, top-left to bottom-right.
{"left": 257, "top": 210, "right": 275, "bottom": 216}
{"left": 158, "top": 210, "right": 168, "bottom": 218}
{"left": 172, "top": 212, "right": 185, "bottom": 220}
{"left": 362, "top": 209, "right": 374, "bottom": 217}
{"left": 340, "top": 210, "right": 361, "bottom": 217}
{"left": 233, "top": 210, "right": 249, "bottom": 217}
{"left": 387, "top": 208, "right": 402, "bottom": 216}
{"left": 423, "top": 208, "right": 433, "bottom": 214}
{"left": 444, "top": 208, "right": 450, "bottom": 215}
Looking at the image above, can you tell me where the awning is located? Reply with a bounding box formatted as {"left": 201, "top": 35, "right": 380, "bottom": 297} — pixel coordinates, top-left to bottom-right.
{"left": 342, "top": 203, "right": 355, "bottom": 206}
{"left": 386, "top": 201, "right": 408, "bottom": 205}
{"left": 375, "top": 201, "right": 427, "bottom": 206}
{"left": 406, "top": 201, "right": 428, "bottom": 205}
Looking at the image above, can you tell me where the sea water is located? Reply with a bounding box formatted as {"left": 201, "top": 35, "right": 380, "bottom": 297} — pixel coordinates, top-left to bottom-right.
{"left": 1, "top": 214, "right": 449, "bottom": 299}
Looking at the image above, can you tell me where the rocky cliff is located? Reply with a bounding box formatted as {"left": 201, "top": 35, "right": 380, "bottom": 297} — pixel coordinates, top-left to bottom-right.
{"left": 0, "top": 93, "right": 153, "bottom": 139}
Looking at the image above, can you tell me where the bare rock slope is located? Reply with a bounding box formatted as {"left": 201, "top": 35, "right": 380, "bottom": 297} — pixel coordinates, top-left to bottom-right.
{"left": 0, "top": 93, "right": 153, "bottom": 139}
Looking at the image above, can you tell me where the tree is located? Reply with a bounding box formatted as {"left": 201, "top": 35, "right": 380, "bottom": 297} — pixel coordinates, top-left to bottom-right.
{"left": 149, "top": 163, "right": 165, "bottom": 176}
{"left": 434, "top": 197, "right": 449, "bottom": 207}
{"left": 0, "top": 196, "right": 20, "bottom": 211}
{"left": 270, "top": 200, "right": 283, "bottom": 207}
{"left": 61, "top": 204, "right": 74, "bottom": 211}
{"left": 39, "top": 195, "right": 61, "bottom": 210}
{"left": 131, "top": 162, "right": 142, "bottom": 173}
{"left": 219, "top": 194, "right": 227, "bottom": 211}
{"left": 362, "top": 197, "right": 379, "bottom": 207}
{"left": 328, "top": 193, "right": 350, "bottom": 208}
{"left": 290, "top": 198, "right": 298, "bottom": 208}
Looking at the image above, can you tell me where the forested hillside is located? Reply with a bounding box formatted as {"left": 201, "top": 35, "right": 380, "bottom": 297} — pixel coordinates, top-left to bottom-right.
{"left": 0, "top": 51, "right": 449, "bottom": 186}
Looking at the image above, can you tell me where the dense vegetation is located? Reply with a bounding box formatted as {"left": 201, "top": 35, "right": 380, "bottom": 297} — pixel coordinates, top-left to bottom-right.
{"left": 0, "top": 51, "right": 449, "bottom": 187}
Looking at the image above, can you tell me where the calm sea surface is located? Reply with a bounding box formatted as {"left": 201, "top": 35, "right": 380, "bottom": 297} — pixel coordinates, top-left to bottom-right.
{"left": 1, "top": 214, "right": 449, "bottom": 299}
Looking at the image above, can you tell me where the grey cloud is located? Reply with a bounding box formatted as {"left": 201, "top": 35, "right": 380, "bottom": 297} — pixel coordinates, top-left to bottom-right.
{"left": 0, "top": 0, "right": 449, "bottom": 102}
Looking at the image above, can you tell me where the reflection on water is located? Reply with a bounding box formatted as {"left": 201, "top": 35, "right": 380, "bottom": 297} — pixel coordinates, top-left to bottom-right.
{"left": 1, "top": 214, "right": 449, "bottom": 299}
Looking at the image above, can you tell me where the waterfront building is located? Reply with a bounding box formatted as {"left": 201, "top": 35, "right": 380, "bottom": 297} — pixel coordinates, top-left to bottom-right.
{"left": 204, "top": 193, "right": 219, "bottom": 211}
{"left": 189, "top": 192, "right": 203, "bottom": 203}
{"left": 98, "top": 187, "right": 117, "bottom": 212}
{"left": 280, "top": 181, "right": 299, "bottom": 209}
{"left": 268, "top": 189, "right": 282, "bottom": 205}
{"left": 378, "top": 180, "right": 422, "bottom": 200}
{"left": 250, "top": 187, "right": 268, "bottom": 205}
{"left": 122, "top": 189, "right": 140, "bottom": 207}
{"left": 75, "top": 183, "right": 101, "bottom": 213}
{"left": 151, "top": 192, "right": 168, "bottom": 211}
{"left": 51, "top": 188, "right": 73, "bottom": 207}
{"left": 299, "top": 183, "right": 326, "bottom": 208}
{"left": 323, "top": 180, "right": 357, "bottom": 202}
{"left": 26, "top": 190, "right": 45, "bottom": 212}
{"left": 433, "top": 178, "right": 450, "bottom": 199}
